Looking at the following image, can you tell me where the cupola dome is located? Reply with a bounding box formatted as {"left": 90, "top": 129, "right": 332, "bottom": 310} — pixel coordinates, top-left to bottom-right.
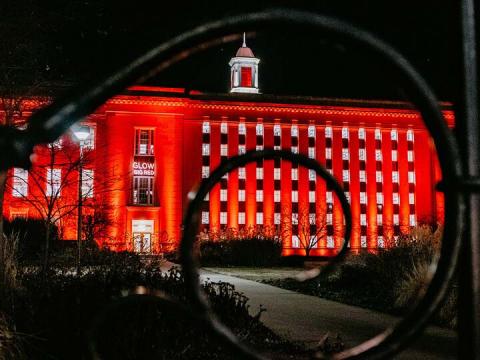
{"left": 229, "top": 33, "right": 260, "bottom": 94}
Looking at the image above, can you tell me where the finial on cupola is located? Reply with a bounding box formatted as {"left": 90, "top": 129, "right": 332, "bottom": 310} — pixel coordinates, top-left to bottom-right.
{"left": 228, "top": 32, "right": 260, "bottom": 94}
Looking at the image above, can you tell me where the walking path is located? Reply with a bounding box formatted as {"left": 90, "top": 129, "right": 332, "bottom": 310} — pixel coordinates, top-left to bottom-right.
{"left": 200, "top": 269, "right": 457, "bottom": 360}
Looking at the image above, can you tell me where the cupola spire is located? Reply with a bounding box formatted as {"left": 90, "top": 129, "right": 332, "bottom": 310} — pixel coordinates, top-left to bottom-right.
{"left": 228, "top": 33, "right": 260, "bottom": 94}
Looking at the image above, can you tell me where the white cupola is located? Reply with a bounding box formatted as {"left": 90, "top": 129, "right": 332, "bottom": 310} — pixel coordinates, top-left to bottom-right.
{"left": 229, "top": 33, "right": 260, "bottom": 94}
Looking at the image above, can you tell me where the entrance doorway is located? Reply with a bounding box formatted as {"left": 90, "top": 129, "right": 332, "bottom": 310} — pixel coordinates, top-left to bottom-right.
{"left": 132, "top": 219, "right": 154, "bottom": 253}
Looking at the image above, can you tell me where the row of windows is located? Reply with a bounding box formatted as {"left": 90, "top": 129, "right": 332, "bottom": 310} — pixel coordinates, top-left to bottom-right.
{"left": 12, "top": 168, "right": 94, "bottom": 198}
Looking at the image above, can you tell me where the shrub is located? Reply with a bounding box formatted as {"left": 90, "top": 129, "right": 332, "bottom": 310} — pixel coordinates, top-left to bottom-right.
{"left": 3, "top": 218, "right": 58, "bottom": 262}
{"left": 198, "top": 226, "right": 283, "bottom": 267}
{"left": 13, "top": 258, "right": 293, "bottom": 359}
{"left": 0, "top": 232, "right": 20, "bottom": 314}
{"left": 200, "top": 238, "right": 282, "bottom": 267}
{"left": 0, "top": 313, "right": 25, "bottom": 360}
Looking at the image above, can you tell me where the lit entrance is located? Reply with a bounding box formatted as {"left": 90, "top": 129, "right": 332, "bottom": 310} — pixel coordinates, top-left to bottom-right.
{"left": 132, "top": 219, "right": 154, "bottom": 253}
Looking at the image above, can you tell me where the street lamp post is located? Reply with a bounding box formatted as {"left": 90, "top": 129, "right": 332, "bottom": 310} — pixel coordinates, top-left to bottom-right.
{"left": 72, "top": 125, "right": 90, "bottom": 276}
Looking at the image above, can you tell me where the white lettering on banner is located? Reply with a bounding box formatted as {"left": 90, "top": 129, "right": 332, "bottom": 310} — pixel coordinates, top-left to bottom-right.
{"left": 133, "top": 161, "right": 155, "bottom": 176}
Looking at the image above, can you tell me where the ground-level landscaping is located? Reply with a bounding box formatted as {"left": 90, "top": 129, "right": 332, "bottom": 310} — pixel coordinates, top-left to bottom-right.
{"left": 0, "top": 243, "right": 311, "bottom": 359}
{"left": 204, "top": 225, "right": 458, "bottom": 330}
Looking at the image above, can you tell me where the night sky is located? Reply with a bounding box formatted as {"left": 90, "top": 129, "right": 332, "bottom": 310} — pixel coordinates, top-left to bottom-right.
{"left": 0, "top": 0, "right": 461, "bottom": 102}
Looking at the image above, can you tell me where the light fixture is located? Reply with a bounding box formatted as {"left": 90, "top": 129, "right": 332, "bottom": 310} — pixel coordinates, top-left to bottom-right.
{"left": 72, "top": 125, "right": 90, "bottom": 141}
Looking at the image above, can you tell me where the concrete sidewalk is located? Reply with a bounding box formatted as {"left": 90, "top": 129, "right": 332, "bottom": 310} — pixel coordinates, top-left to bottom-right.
{"left": 200, "top": 269, "right": 457, "bottom": 360}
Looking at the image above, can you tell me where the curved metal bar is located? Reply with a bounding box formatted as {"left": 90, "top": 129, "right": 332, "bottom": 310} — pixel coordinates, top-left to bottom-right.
{"left": 5, "top": 7, "right": 462, "bottom": 360}
{"left": 181, "top": 149, "right": 352, "bottom": 358}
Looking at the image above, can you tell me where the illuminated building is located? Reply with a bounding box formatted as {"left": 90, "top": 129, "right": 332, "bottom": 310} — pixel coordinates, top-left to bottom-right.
{"left": 2, "top": 37, "right": 454, "bottom": 256}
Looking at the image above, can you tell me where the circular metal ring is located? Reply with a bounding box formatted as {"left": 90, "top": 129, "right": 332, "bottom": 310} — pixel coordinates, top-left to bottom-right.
{"left": 25, "top": 8, "right": 463, "bottom": 360}
{"left": 181, "top": 149, "right": 352, "bottom": 358}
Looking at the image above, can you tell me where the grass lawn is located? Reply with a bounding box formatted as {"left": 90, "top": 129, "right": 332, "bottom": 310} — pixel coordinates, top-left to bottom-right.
{"left": 203, "top": 266, "right": 305, "bottom": 282}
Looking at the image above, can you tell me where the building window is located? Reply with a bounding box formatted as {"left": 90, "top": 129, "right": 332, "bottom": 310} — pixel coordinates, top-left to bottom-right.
{"left": 291, "top": 168, "right": 298, "bottom": 180}
{"left": 409, "top": 193, "right": 415, "bottom": 204}
{"left": 309, "top": 191, "right": 315, "bottom": 202}
{"left": 393, "top": 193, "right": 400, "bottom": 204}
{"left": 238, "top": 190, "right": 245, "bottom": 201}
{"left": 82, "top": 169, "right": 94, "bottom": 198}
{"left": 202, "top": 143, "right": 210, "bottom": 156}
{"left": 238, "top": 145, "right": 246, "bottom": 155}
{"left": 46, "top": 168, "right": 62, "bottom": 197}
{"left": 274, "top": 213, "right": 281, "bottom": 224}
{"left": 220, "top": 144, "right": 228, "bottom": 157}
{"left": 359, "top": 171, "right": 366, "bottom": 182}
{"left": 202, "top": 212, "right": 209, "bottom": 224}
{"left": 238, "top": 167, "right": 246, "bottom": 179}
{"left": 291, "top": 191, "right": 298, "bottom": 202}
{"left": 238, "top": 122, "right": 246, "bottom": 135}
{"left": 308, "top": 148, "right": 315, "bottom": 158}
{"left": 220, "top": 212, "right": 227, "bottom": 225}
{"left": 326, "top": 191, "right": 333, "bottom": 203}
{"left": 409, "top": 214, "right": 416, "bottom": 226}
{"left": 292, "top": 235, "right": 300, "bottom": 248}
{"left": 274, "top": 190, "right": 281, "bottom": 202}
{"left": 12, "top": 168, "right": 28, "bottom": 197}
{"left": 359, "top": 149, "right": 366, "bottom": 161}
{"left": 256, "top": 168, "right": 263, "bottom": 179}
{"left": 325, "top": 126, "right": 332, "bottom": 138}
{"left": 308, "top": 126, "right": 316, "bottom": 137}
{"left": 241, "top": 67, "right": 252, "bottom": 87}
{"left": 358, "top": 128, "right": 365, "bottom": 139}
{"left": 202, "top": 122, "right": 210, "bottom": 134}
{"left": 393, "top": 214, "right": 399, "bottom": 224}
{"left": 81, "top": 126, "right": 95, "bottom": 150}
{"left": 391, "top": 130, "right": 398, "bottom": 140}
{"left": 238, "top": 212, "right": 246, "bottom": 224}
{"left": 360, "top": 214, "right": 367, "bottom": 226}
{"left": 133, "top": 176, "right": 154, "bottom": 205}
{"left": 220, "top": 122, "right": 228, "bottom": 134}
{"left": 407, "top": 130, "right": 414, "bottom": 141}
{"left": 291, "top": 125, "right": 298, "bottom": 137}
{"left": 325, "top": 148, "right": 332, "bottom": 159}
{"left": 376, "top": 193, "right": 384, "bottom": 204}
{"left": 202, "top": 166, "right": 209, "bottom": 178}
{"left": 256, "top": 190, "right": 263, "bottom": 202}
{"left": 256, "top": 212, "right": 263, "bottom": 224}
{"left": 408, "top": 171, "right": 416, "bottom": 183}
{"left": 220, "top": 189, "right": 228, "bottom": 201}
{"left": 360, "top": 192, "right": 367, "bottom": 204}
{"left": 256, "top": 123, "right": 263, "bottom": 135}
{"left": 327, "top": 213, "right": 333, "bottom": 224}
{"left": 274, "top": 168, "right": 281, "bottom": 180}
{"left": 292, "top": 213, "right": 298, "bottom": 224}
{"left": 135, "top": 129, "right": 155, "bottom": 156}
{"left": 274, "top": 125, "right": 281, "bottom": 136}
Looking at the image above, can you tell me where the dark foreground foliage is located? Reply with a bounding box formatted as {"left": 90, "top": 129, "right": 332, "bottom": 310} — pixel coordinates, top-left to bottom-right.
{"left": 10, "top": 256, "right": 301, "bottom": 359}
{"left": 264, "top": 226, "right": 457, "bottom": 329}
{"left": 3, "top": 217, "right": 58, "bottom": 262}
{"left": 198, "top": 226, "right": 283, "bottom": 267}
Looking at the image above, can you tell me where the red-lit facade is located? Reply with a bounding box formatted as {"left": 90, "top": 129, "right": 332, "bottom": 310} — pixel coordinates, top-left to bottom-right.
{"left": 2, "top": 87, "right": 454, "bottom": 256}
